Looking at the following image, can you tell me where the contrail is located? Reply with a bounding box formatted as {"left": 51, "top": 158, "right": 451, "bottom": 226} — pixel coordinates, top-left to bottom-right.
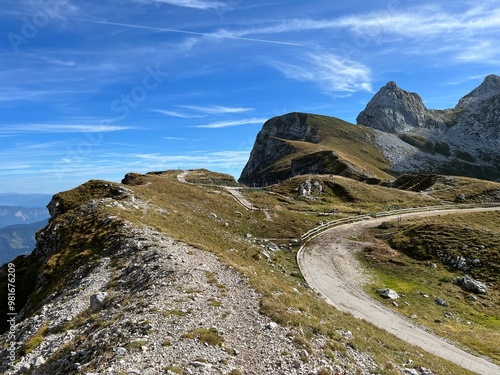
{"left": 76, "top": 19, "right": 304, "bottom": 47}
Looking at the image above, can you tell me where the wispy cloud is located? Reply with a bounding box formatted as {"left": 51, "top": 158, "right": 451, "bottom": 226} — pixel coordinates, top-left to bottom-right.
{"left": 195, "top": 118, "right": 266, "bottom": 128}
{"left": 270, "top": 52, "right": 372, "bottom": 94}
{"left": 135, "top": 0, "right": 226, "bottom": 10}
{"left": 0, "top": 124, "right": 133, "bottom": 135}
{"left": 212, "top": 4, "right": 500, "bottom": 64}
{"left": 133, "top": 150, "right": 250, "bottom": 168}
{"left": 178, "top": 105, "right": 254, "bottom": 115}
{"left": 151, "top": 109, "right": 205, "bottom": 118}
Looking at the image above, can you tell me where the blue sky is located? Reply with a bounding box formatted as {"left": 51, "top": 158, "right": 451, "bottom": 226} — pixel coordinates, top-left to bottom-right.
{"left": 1, "top": 0, "right": 499, "bottom": 194}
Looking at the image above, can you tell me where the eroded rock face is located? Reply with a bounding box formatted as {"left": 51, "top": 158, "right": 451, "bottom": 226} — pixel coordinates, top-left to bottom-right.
{"left": 356, "top": 81, "right": 428, "bottom": 133}
{"left": 357, "top": 75, "right": 500, "bottom": 180}
{"left": 239, "top": 113, "right": 318, "bottom": 186}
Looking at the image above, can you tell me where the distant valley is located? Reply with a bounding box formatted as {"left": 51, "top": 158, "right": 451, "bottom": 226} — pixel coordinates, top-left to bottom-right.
{"left": 0, "top": 219, "right": 49, "bottom": 265}
{"left": 0, "top": 194, "right": 51, "bottom": 265}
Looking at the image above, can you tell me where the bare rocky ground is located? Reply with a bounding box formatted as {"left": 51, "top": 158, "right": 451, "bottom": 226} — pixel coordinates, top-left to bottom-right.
{"left": 1, "top": 196, "right": 381, "bottom": 375}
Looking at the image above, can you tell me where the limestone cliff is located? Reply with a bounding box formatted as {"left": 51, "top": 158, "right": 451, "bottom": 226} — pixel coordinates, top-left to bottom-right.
{"left": 240, "top": 75, "right": 500, "bottom": 186}
{"left": 239, "top": 113, "right": 392, "bottom": 186}
{"left": 358, "top": 74, "right": 500, "bottom": 180}
{"left": 356, "top": 81, "right": 430, "bottom": 133}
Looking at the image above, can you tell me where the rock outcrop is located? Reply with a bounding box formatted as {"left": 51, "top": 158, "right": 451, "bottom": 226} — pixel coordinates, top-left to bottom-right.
{"left": 239, "top": 112, "right": 319, "bottom": 185}
{"left": 358, "top": 75, "right": 500, "bottom": 180}
{"left": 238, "top": 113, "right": 387, "bottom": 186}
{"left": 356, "top": 81, "right": 429, "bottom": 133}
{"left": 239, "top": 75, "right": 500, "bottom": 186}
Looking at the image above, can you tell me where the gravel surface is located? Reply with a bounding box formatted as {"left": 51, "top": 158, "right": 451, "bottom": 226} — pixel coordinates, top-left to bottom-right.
{"left": 298, "top": 207, "right": 500, "bottom": 375}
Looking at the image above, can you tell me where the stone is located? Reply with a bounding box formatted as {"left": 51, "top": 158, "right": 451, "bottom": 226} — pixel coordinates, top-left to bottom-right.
{"left": 19, "top": 363, "right": 31, "bottom": 373}
{"left": 33, "top": 356, "right": 46, "bottom": 367}
{"left": 191, "top": 361, "right": 212, "bottom": 369}
{"left": 265, "top": 321, "right": 278, "bottom": 330}
{"left": 90, "top": 292, "right": 108, "bottom": 310}
{"left": 115, "top": 347, "right": 127, "bottom": 356}
{"left": 299, "top": 180, "right": 312, "bottom": 197}
{"left": 266, "top": 242, "right": 280, "bottom": 252}
{"left": 402, "top": 369, "right": 419, "bottom": 375}
{"left": 435, "top": 298, "right": 448, "bottom": 307}
{"left": 311, "top": 180, "right": 323, "bottom": 194}
{"left": 453, "top": 275, "right": 488, "bottom": 294}
{"left": 378, "top": 289, "right": 399, "bottom": 299}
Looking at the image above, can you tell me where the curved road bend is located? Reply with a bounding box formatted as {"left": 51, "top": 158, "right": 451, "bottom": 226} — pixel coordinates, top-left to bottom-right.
{"left": 298, "top": 207, "right": 500, "bottom": 375}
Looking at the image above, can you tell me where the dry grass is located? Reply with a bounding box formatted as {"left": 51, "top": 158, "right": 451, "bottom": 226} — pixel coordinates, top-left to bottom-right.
{"left": 4, "top": 169, "right": 495, "bottom": 374}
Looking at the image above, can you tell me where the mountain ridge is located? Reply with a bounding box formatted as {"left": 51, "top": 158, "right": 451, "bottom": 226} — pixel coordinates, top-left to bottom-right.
{"left": 1, "top": 170, "right": 499, "bottom": 374}
{"left": 239, "top": 75, "right": 500, "bottom": 186}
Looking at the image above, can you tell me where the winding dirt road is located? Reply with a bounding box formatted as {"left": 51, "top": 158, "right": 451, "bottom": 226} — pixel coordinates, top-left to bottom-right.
{"left": 298, "top": 207, "right": 500, "bottom": 375}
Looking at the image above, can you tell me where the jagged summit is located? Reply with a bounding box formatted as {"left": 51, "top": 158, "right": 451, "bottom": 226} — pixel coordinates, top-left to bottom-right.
{"left": 456, "top": 74, "right": 500, "bottom": 108}
{"left": 240, "top": 75, "right": 500, "bottom": 185}
{"left": 356, "top": 81, "right": 428, "bottom": 133}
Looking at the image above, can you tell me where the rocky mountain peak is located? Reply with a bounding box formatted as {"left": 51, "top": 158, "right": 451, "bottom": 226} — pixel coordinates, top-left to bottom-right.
{"left": 356, "top": 81, "right": 427, "bottom": 133}
{"left": 456, "top": 74, "right": 500, "bottom": 108}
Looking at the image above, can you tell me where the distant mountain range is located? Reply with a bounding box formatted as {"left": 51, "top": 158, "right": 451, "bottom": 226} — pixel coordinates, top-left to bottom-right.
{"left": 0, "top": 194, "right": 51, "bottom": 265}
{"left": 0, "top": 193, "right": 52, "bottom": 207}
{"left": 0, "top": 206, "right": 50, "bottom": 228}
{"left": 239, "top": 75, "right": 500, "bottom": 185}
{"left": 0, "top": 219, "right": 49, "bottom": 265}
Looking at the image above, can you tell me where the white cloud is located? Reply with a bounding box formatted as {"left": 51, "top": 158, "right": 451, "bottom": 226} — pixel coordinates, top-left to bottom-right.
{"left": 270, "top": 52, "right": 372, "bottom": 94}
{"left": 135, "top": 0, "right": 226, "bottom": 10}
{"left": 178, "top": 105, "right": 254, "bottom": 115}
{"left": 133, "top": 150, "right": 250, "bottom": 169}
{"left": 0, "top": 124, "right": 133, "bottom": 135}
{"left": 151, "top": 109, "right": 205, "bottom": 118}
{"left": 195, "top": 118, "right": 266, "bottom": 128}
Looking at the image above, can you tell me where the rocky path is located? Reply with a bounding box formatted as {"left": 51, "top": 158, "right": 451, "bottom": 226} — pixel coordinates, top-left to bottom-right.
{"left": 298, "top": 207, "right": 500, "bottom": 375}
{"left": 177, "top": 171, "right": 257, "bottom": 211}
{"left": 224, "top": 187, "right": 257, "bottom": 211}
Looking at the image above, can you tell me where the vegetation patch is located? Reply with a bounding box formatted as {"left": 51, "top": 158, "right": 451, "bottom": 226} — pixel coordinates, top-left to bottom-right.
{"left": 362, "top": 211, "right": 500, "bottom": 363}
{"left": 182, "top": 327, "right": 223, "bottom": 347}
{"left": 20, "top": 320, "right": 49, "bottom": 355}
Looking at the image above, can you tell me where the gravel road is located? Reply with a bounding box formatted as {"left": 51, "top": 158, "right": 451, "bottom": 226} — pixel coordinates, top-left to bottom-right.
{"left": 298, "top": 207, "right": 500, "bottom": 375}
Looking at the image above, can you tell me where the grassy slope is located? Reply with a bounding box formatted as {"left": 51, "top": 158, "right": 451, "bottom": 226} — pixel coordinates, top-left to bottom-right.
{"left": 115, "top": 171, "right": 497, "bottom": 374}
{"left": 3, "top": 170, "right": 499, "bottom": 374}
{"left": 261, "top": 114, "right": 394, "bottom": 181}
{"left": 361, "top": 211, "right": 500, "bottom": 363}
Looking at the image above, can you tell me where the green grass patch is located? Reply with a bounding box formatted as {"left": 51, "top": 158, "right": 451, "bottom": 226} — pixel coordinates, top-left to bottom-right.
{"left": 182, "top": 327, "right": 223, "bottom": 347}
{"left": 361, "top": 211, "right": 500, "bottom": 363}
{"left": 21, "top": 321, "right": 49, "bottom": 355}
